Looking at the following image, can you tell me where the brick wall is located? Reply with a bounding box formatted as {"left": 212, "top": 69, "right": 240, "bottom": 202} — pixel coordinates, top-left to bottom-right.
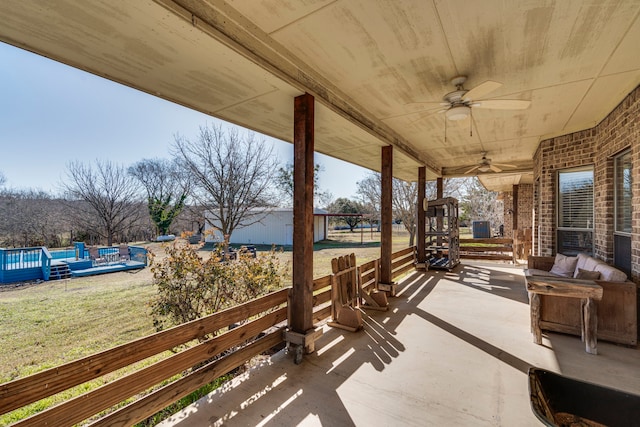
{"left": 501, "top": 184, "right": 533, "bottom": 239}
{"left": 533, "top": 85, "right": 640, "bottom": 282}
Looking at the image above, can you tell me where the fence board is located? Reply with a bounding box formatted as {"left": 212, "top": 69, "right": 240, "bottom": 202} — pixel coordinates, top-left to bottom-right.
{"left": 392, "top": 247, "right": 415, "bottom": 258}
{"left": 314, "top": 288, "right": 332, "bottom": 306}
{"left": 312, "top": 275, "right": 332, "bottom": 292}
{"left": 393, "top": 262, "right": 416, "bottom": 278}
{"left": 89, "top": 329, "right": 284, "bottom": 427}
{"left": 313, "top": 305, "right": 332, "bottom": 324}
{"left": 460, "top": 246, "right": 513, "bottom": 252}
{"left": 14, "top": 308, "right": 287, "bottom": 427}
{"left": 0, "top": 288, "right": 288, "bottom": 416}
{"left": 391, "top": 254, "right": 414, "bottom": 270}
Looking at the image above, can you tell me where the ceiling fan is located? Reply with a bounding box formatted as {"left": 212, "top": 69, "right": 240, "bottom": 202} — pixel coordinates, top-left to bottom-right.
{"left": 464, "top": 152, "right": 516, "bottom": 174}
{"left": 438, "top": 76, "right": 531, "bottom": 121}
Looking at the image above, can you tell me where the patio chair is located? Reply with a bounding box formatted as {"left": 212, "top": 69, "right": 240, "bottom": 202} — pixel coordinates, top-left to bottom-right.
{"left": 118, "top": 244, "right": 130, "bottom": 262}
{"left": 88, "top": 247, "right": 107, "bottom": 266}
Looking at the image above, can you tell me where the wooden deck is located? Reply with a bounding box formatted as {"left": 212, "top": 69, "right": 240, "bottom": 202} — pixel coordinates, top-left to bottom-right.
{"left": 68, "top": 260, "right": 146, "bottom": 277}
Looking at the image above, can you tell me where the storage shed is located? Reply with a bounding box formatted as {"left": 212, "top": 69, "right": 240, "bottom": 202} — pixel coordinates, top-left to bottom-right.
{"left": 205, "top": 208, "right": 328, "bottom": 246}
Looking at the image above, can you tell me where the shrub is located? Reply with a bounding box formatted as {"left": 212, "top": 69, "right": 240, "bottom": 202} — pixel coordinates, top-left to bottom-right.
{"left": 149, "top": 241, "right": 286, "bottom": 333}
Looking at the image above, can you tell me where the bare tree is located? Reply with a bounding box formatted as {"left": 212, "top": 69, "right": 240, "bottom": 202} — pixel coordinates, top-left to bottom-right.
{"left": 356, "top": 173, "right": 470, "bottom": 245}
{"left": 128, "top": 158, "right": 191, "bottom": 236}
{"left": 62, "top": 160, "right": 141, "bottom": 246}
{"left": 276, "top": 162, "right": 333, "bottom": 208}
{"left": 459, "top": 178, "right": 503, "bottom": 231}
{"left": 0, "top": 189, "right": 70, "bottom": 247}
{"left": 356, "top": 173, "right": 419, "bottom": 243}
{"left": 172, "top": 124, "right": 279, "bottom": 240}
{"left": 392, "top": 179, "right": 418, "bottom": 245}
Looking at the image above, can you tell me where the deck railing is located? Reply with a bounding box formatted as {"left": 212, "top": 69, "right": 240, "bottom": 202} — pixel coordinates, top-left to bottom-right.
{"left": 0, "top": 247, "right": 416, "bottom": 426}
{"left": 0, "top": 247, "right": 51, "bottom": 283}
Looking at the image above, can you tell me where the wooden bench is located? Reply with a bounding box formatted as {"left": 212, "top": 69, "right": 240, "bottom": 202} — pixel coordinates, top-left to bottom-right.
{"left": 526, "top": 275, "right": 603, "bottom": 354}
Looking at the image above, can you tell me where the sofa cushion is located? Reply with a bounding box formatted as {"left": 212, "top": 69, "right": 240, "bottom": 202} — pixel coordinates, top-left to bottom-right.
{"left": 524, "top": 268, "right": 558, "bottom": 278}
{"left": 593, "top": 263, "right": 627, "bottom": 282}
{"left": 573, "top": 253, "right": 602, "bottom": 277}
{"left": 549, "top": 253, "right": 578, "bottom": 277}
{"left": 575, "top": 268, "right": 601, "bottom": 280}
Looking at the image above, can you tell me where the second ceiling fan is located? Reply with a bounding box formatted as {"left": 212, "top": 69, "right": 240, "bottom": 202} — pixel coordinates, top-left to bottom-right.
{"left": 465, "top": 152, "right": 516, "bottom": 174}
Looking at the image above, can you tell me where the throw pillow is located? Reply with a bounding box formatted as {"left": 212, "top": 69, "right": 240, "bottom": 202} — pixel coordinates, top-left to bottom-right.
{"left": 549, "top": 253, "right": 578, "bottom": 277}
{"left": 575, "top": 268, "right": 600, "bottom": 280}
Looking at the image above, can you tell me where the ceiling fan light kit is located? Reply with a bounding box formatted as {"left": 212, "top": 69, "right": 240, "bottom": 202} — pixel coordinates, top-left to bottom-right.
{"left": 445, "top": 105, "right": 470, "bottom": 121}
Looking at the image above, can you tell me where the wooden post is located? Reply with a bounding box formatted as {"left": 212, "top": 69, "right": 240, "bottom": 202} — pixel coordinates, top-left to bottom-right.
{"left": 436, "top": 177, "right": 443, "bottom": 246}
{"left": 379, "top": 145, "right": 395, "bottom": 295}
{"left": 416, "top": 167, "right": 426, "bottom": 268}
{"left": 290, "top": 93, "right": 315, "bottom": 335}
{"left": 513, "top": 184, "right": 519, "bottom": 232}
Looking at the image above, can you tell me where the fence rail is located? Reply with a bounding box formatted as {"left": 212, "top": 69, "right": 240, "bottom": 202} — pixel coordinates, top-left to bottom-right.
{"left": 1, "top": 247, "right": 417, "bottom": 426}
{"left": 459, "top": 238, "right": 515, "bottom": 263}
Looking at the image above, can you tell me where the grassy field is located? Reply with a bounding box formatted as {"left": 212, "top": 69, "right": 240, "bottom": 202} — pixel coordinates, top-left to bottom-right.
{"left": 0, "top": 229, "right": 412, "bottom": 424}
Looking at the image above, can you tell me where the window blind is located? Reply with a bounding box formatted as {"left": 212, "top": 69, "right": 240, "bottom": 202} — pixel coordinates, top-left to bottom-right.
{"left": 558, "top": 169, "right": 593, "bottom": 229}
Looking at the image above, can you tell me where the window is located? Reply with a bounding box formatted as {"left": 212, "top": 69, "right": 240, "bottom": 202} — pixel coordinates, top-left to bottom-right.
{"left": 614, "top": 150, "right": 632, "bottom": 234}
{"left": 614, "top": 150, "right": 632, "bottom": 276}
{"left": 557, "top": 167, "right": 593, "bottom": 255}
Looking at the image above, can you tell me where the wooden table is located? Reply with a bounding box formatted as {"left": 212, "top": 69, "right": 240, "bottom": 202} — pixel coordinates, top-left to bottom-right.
{"left": 526, "top": 275, "right": 603, "bottom": 354}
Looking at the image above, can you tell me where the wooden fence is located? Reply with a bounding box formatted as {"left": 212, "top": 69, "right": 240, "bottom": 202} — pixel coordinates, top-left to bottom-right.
{"left": 459, "top": 238, "right": 515, "bottom": 263}
{"left": 0, "top": 246, "right": 417, "bottom": 426}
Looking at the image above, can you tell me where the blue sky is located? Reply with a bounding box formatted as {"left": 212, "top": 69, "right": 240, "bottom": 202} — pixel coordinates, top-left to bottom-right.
{"left": 0, "top": 42, "right": 369, "bottom": 200}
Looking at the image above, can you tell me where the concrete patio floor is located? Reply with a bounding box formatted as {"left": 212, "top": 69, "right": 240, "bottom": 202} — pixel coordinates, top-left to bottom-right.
{"left": 160, "top": 262, "right": 640, "bottom": 426}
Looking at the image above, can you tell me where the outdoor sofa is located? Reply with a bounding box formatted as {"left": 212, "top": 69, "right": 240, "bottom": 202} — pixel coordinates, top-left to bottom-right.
{"left": 525, "top": 253, "right": 638, "bottom": 346}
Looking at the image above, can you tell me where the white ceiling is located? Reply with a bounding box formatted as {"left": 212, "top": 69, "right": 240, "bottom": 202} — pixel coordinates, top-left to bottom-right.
{"left": 1, "top": 0, "right": 639, "bottom": 189}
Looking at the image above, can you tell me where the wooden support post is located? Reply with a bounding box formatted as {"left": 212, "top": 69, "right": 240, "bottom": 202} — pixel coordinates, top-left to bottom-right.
{"left": 436, "top": 177, "right": 443, "bottom": 246}
{"left": 287, "top": 93, "right": 316, "bottom": 355}
{"left": 416, "top": 167, "right": 426, "bottom": 269}
{"left": 379, "top": 146, "right": 396, "bottom": 295}
{"left": 513, "top": 184, "right": 519, "bottom": 232}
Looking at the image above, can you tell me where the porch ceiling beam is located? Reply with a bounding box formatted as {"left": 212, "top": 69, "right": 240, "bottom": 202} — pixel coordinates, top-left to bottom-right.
{"left": 156, "top": 0, "right": 440, "bottom": 176}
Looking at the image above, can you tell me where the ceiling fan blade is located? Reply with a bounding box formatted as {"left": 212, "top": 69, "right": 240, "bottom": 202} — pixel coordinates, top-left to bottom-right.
{"left": 493, "top": 162, "right": 517, "bottom": 168}
{"left": 473, "top": 99, "right": 531, "bottom": 110}
{"left": 464, "top": 165, "right": 480, "bottom": 174}
{"left": 489, "top": 164, "right": 502, "bottom": 173}
{"left": 463, "top": 80, "right": 502, "bottom": 101}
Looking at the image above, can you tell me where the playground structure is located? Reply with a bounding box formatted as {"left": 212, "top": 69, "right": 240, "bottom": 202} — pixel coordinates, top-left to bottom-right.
{"left": 0, "top": 242, "right": 147, "bottom": 284}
